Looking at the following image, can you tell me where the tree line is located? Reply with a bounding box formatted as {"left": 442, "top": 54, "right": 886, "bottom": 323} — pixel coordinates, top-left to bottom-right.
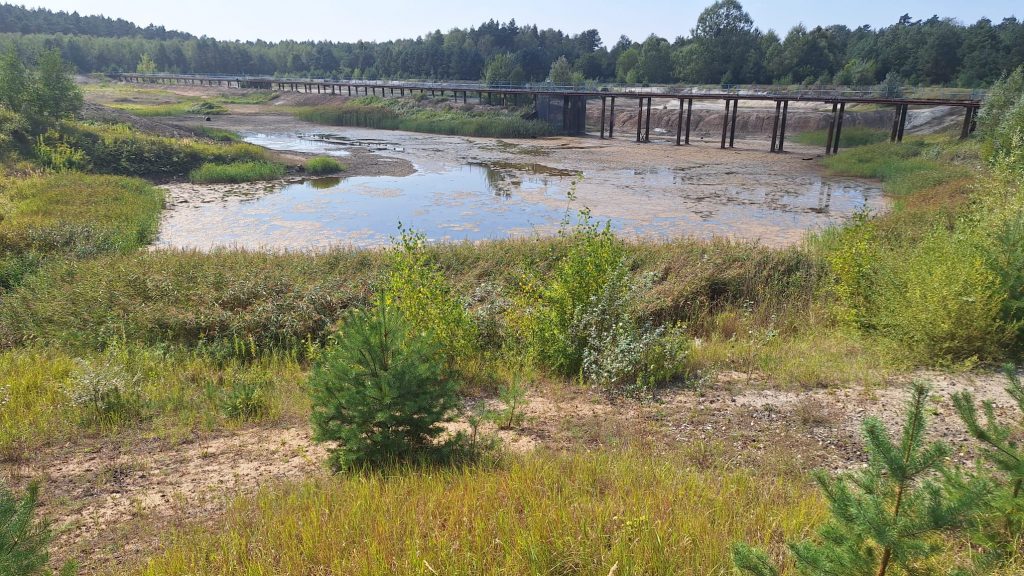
{"left": 0, "top": 0, "right": 1021, "bottom": 86}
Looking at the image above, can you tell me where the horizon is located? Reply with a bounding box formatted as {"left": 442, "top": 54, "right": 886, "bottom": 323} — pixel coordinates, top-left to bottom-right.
{"left": 8, "top": 0, "right": 1021, "bottom": 45}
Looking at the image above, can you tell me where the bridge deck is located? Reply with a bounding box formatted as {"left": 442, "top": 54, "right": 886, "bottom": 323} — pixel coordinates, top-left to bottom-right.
{"left": 116, "top": 73, "right": 982, "bottom": 154}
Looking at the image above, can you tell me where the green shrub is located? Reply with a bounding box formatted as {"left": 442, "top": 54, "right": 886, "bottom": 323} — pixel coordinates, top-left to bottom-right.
{"left": 515, "top": 213, "right": 687, "bottom": 389}
{"left": 304, "top": 156, "right": 345, "bottom": 176}
{"left": 385, "top": 227, "right": 478, "bottom": 365}
{"left": 189, "top": 161, "right": 285, "bottom": 184}
{"left": 70, "top": 356, "right": 145, "bottom": 430}
{"left": 0, "top": 482, "right": 75, "bottom": 576}
{"left": 858, "top": 227, "right": 1010, "bottom": 364}
{"left": 309, "top": 297, "right": 463, "bottom": 471}
{"left": 219, "top": 372, "right": 271, "bottom": 421}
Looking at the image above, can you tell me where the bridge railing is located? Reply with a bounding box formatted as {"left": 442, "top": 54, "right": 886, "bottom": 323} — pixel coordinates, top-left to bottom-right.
{"left": 117, "top": 73, "right": 986, "bottom": 101}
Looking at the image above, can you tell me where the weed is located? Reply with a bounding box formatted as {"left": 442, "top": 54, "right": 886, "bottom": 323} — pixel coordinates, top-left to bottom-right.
{"left": 304, "top": 156, "right": 345, "bottom": 176}
{"left": 189, "top": 161, "right": 284, "bottom": 184}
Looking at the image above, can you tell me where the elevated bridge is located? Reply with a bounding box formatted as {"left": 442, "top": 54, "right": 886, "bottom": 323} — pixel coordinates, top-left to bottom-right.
{"left": 117, "top": 73, "right": 983, "bottom": 155}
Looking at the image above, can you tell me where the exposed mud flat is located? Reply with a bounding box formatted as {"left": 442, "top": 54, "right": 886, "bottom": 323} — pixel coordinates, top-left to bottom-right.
{"left": 162, "top": 112, "right": 885, "bottom": 249}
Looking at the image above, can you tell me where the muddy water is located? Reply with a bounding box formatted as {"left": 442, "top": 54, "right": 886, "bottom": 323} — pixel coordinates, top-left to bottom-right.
{"left": 155, "top": 125, "right": 885, "bottom": 250}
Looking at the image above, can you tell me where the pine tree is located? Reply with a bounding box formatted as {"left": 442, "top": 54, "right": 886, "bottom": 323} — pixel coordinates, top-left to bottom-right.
{"left": 733, "top": 382, "right": 986, "bottom": 576}
{"left": 952, "top": 364, "right": 1024, "bottom": 561}
{"left": 309, "top": 296, "right": 462, "bottom": 472}
{"left": 0, "top": 482, "right": 75, "bottom": 576}
{"left": 0, "top": 48, "right": 30, "bottom": 113}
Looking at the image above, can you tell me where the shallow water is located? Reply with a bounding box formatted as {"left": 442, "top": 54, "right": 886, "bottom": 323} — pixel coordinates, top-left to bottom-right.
{"left": 156, "top": 129, "right": 884, "bottom": 250}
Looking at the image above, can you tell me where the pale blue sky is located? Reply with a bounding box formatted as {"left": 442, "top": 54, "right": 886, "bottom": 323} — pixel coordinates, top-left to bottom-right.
{"left": 15, "top": 0, "right": 1021, "bottom": 43}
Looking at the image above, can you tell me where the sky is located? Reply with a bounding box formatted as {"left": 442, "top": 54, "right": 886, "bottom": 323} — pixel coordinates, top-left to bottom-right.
{"left": 13, "top": 0, "right": 1021, "bottom": 44}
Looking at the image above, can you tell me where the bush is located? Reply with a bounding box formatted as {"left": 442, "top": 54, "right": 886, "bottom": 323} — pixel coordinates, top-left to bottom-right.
{"left": 304, "top": 156, "right": 345, "bottom": 176}
{"left": 309, "top": 297, "right": 463, "bottom": 471}
{"left": 0, "top": 482, "right": 75, "bottom": 576}
{"left": 219, "top": 372, "right": 271, "bottom": 421}
{"left": 70, "top": 356, "right": 144, "bottom": 430}
{"left": 48, "top": 122, "right": 267, "bottom": 177}
{"left": 385, "top": 227, "right": 478, "bottom": 366}
{"left": 189, "top": 161, "right": 285, "bottom": 184}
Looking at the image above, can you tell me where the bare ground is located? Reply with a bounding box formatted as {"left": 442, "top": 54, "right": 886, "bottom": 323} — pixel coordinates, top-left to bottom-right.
{"left": 4, "top": 369, "right": 1018, "bottom": 575}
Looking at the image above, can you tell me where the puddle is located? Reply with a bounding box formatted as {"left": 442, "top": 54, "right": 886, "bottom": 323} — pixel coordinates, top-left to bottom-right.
{"left": 241, "top": 133, "right": 351, "bottom": 156}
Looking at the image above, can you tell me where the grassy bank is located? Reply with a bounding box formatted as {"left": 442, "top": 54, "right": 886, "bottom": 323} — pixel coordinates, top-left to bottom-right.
{"left": 135, "top": 449, "right": 825, "bottom": 576}
{"left": 0, "top": 173, "right": 164, "bottom": 288}
{"left": 292, "top": 96, "right": 553, "bottom": 138}
{"left": 305, "top": 156, "right": 345, "bottom": 175}
{"left": 37, "top": 122, "right": 269, "bottom": 177}
{"left": 792, "top": 126, "right": 889, "bottom": 148}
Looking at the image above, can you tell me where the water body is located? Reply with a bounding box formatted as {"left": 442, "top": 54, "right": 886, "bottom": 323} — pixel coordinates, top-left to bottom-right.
{"left": 155, "top": 128, "right": 885, "bottom": 250}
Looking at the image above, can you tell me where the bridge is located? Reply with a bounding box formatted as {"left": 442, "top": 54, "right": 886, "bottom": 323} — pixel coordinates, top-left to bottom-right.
{"left": 117, "top": 73, "right": 983, "bottom": 155}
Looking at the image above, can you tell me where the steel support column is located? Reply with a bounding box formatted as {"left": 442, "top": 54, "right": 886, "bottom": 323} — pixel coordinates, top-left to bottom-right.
{"left": 636, "top": 98, "right": 643, "bottom": 143}
{"left": 728, "top": 99, "right": 738, "bottom": 147}
{"left": 832, "top": 102, "right": 846, "bottom": 154}
{"left": 896, "top": 104, "right": 908, "bottom": 142}
{"left": 720, "top": 99, "right": 731, "bottom": 149}
{"left": 600, "top": 97, "right": 607, "bottom": 139}
{"left": 770, "top": 100, "right": 782, "bottom": 152}
{"left": 684, "top": 98, "right": 693, "bottom": 144}
{"left": 676, "top": 98, "right": 684, "bottom": 145}
{"left": 644, "top": 97, "right": 652, "bottom": 142}
{"left": 778, "top": 101, "right": 789, "bottom": 152}
{"left": 609, "top": 97, "right": 616, "bottom": 138}
{"left": 825, "top": 102, "right": 839, "bottom": 155}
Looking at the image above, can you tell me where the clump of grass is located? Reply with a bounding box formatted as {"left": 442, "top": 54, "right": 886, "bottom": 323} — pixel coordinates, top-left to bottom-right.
{"left": 292, "top": 96, "right": 552, "bottom": 138}
{"left": 793, "top": 126, "right": 889, "bottom": 148}
{"left": 214, "top": 93, "right": 280, "bottom": 105}
{"left": 304, "top": 156, "right": 345, "bottom": 176}
{"left": 189, "top": 161, "right": 284, "bottom": 184}
{"left": 136, "top": 449, "right": 825, "bottom": 576}
{"left": 109, "top": 99, "right": 228, "bottom": 117}
{"left": 198, "top": 127, "right": 241, "bottom": 142}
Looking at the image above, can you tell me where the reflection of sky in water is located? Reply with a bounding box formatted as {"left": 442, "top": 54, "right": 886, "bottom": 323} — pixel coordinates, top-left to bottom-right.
{"left": 157, "top": 163, "right": 880, "bottom": 250}
{"left": 156, "top": 132, "right": 883, "bottom": 250}
{"left": 242, "top": 133, "right": 350, "bottom": 157}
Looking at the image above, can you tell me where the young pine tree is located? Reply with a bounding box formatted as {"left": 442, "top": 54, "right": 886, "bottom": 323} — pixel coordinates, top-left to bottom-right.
{"left": 309, "top": 296, "right": 462, "bottom": 472}
{"left": 952, "top": 364, "right": 1024, "bottom": 560}
{"left": 0, "top": 482, "right": 75, "bottom": 576}
{"left": 733, "top": 382, "right": 986, "bottom": 576}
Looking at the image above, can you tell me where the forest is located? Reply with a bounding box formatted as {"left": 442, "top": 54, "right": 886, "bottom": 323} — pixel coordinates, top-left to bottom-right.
{"left": 1, "top": 0, "right": 1022, "bottom": 86}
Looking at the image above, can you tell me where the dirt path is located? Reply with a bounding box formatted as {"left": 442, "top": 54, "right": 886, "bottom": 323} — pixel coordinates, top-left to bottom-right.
{"left": 6, "top": 369, "right": 1016, "bottom": 575}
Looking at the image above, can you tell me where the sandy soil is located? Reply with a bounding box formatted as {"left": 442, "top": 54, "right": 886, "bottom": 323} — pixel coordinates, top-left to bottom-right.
{"left": 5, "top": 369, "right": 1018, "bottom": 575}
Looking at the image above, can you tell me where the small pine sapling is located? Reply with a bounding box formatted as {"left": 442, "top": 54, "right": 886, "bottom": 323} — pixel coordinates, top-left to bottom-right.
{"left": 952, "top": 364, "right": 1024, "bottom": 558}
{"left": 0, "top": 482, "right": 75, "bottom": 576}
{"left": 732, "top": 382, "right": 986, "bottom": 576}
{"left": 308, "top": 296, "right": 462, "bottom": 471}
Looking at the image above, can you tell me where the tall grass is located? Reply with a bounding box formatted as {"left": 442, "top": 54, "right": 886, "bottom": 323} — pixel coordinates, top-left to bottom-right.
{"left": 0, "top": 173, "right": 163, "bottom": 253}
{"left": 292, "top": 97, "right": 552, "bottom": 138}
{"left": 135, "top": 450, "right": 825, "bottom": 576}
{"left": 189, "top": 161, "right": 285, "bottom": 183}
{"left": 0, "top": 344, "right": 307, "bottom": 457}
{"left": 46, "top": 122, "right": 269, "bottom": 177}
{"left": 304, "top": 156, "right": 345, "bottom": 175}
{"left": 792, "top": 126, "right": 889, "bottom": 148}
